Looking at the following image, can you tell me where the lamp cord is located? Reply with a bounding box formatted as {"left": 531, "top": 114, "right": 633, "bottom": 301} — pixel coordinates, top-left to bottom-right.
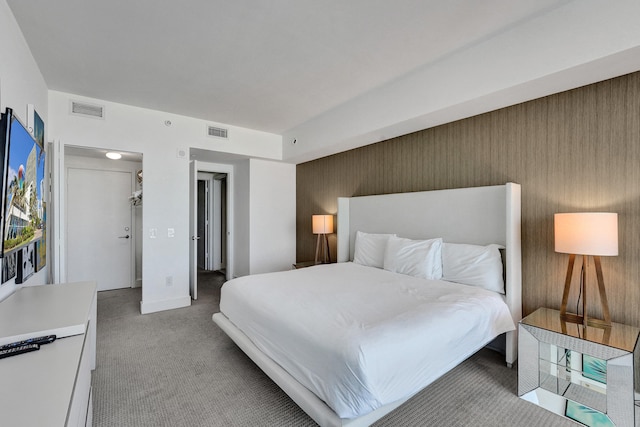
{"left": 576, "top": 261, "right": 584, "bottom": 317}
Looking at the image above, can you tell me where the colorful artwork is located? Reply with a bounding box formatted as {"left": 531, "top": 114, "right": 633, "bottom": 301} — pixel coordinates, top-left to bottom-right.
{"left": 1, "top": 251, "right": 16, "bottom": 283}
{"left": 33, "top": 109, "right": 44, "bottom": 148}
{"left": 35, "top": 201, "right": 46, "bottom": 272}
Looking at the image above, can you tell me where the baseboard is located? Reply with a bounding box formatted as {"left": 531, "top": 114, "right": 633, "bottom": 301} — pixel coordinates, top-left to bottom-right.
{"left": 140, "top": 295, "right": 191, "bottom": 314}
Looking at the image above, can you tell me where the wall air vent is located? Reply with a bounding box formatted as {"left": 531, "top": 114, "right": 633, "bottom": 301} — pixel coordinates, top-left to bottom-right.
{"left": 70, "top": 101, "right": 105, "bottom": 119}
{"left": 207, "top": 125, "right": 228, "bottom": 139}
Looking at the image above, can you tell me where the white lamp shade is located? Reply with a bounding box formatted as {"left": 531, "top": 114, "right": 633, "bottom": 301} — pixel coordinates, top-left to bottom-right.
{"left": 312, "top": 215, "right": 333, "bottom": 234}
{"left": 554, "top": 212, "right": 618, "bottom": 256}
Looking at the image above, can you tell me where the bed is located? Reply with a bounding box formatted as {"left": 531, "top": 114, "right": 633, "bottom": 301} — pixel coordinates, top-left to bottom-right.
{"left": 212, "top": 183, "right": 522, "bottom": 427}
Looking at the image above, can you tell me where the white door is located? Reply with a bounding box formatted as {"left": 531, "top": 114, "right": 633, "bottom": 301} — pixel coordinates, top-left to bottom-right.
{"left": 67, "top": 168, "right": 133, "bottom": 291}
{"left": 212, "top": 177, "right": 223, "bottom": 271}
{"left": 189, "top": 160, "right": 198, "bottom": 300}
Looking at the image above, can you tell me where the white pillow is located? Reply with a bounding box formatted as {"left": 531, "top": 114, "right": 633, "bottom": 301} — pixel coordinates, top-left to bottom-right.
{"left": 383, "top": 236, "right": 443, "bottom": 280}
{"left": 353, "top": 231, "right": 395, "bottom": 268}
{"left": 442, "top": 243, "right": 505, "bottom": 293}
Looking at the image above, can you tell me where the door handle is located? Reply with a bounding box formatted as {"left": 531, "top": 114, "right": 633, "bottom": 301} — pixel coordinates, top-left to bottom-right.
{"left": 118, "top": 235, "right": 130, "bottom": 239}
{"left": 192, "top": 236, "right": 201, "bottom": 240}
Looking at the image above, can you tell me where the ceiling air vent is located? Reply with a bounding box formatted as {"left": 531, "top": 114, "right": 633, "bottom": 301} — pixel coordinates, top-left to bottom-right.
{"left": 70, "top": 101, "right": 105, "bottom": 119}
{"left": 207, "top": 125, "right": 228, "bottom": 139}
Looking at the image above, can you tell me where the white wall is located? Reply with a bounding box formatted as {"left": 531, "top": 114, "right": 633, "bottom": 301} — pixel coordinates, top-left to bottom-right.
{"left": 0, "top": 0, "right": 49, "bottom": 301}
{"left": 249, "top": 159, "right": 296, "bottom": 274}
{"left": 228, "top": 158, "right": 296, "bottom": 277}
{"left": 48, "top": 91, "right": 284, "bottom": 313}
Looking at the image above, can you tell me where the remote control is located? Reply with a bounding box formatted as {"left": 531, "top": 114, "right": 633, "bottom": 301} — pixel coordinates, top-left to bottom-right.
{"left": 0, "top": 335, "right": 56, "bottom": 351}
{"left": 0, "top": 343, "right": 40, "bottom": 359}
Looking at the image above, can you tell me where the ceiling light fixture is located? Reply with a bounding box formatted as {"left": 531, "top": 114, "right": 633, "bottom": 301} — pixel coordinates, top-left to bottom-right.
{"left": 106, "top": 152, "right": 122, "bottom": 160}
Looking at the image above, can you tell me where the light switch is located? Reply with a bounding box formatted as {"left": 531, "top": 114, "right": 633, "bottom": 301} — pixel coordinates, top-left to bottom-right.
{"left": 150, "top": 228, "right": 157, "bottom": 239}
{"left": 167, "top": 228, "right": 175, "bottom": 238}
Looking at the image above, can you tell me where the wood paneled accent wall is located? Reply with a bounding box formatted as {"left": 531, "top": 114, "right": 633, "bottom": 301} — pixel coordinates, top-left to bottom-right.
{"left": 296, "top": 71, "right": 640, "bottom": 325}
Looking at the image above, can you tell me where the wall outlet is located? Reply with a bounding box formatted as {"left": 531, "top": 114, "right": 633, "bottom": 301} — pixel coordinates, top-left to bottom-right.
{"left": 150, "top": 228, "right": 157, "bottom": 239}
{"left": 167, "top": 228, "right": 175, "bottom": 238}
{"left": 165, "top": 276, "right": 173, "bottom": 286}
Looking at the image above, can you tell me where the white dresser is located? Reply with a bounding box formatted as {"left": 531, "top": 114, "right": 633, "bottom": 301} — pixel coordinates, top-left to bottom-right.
{"left": 0, "top": 282, "right": 97, "bottom": 426}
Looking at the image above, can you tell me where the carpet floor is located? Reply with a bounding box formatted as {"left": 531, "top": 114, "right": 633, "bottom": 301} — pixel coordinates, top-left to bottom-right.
{"left": 92, "top": 271, "right": 574, "bottom": 426}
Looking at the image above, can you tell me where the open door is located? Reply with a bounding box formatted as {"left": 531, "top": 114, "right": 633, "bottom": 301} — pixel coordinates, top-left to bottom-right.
{"left": 189, "top": 160, "right": 198, "bottom": 300}
{"left": 188, "top": 159, "right": 234, "bottom": 285}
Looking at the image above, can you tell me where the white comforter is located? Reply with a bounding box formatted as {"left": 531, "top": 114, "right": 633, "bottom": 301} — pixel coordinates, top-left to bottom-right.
{"left": 219, "top": 262, "right": 515, "bottom": 419}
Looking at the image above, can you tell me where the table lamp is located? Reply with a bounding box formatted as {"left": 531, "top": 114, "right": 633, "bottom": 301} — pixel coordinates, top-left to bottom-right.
{"left": 312, "top": 214, "right": 333, "bottom": 264}
{"left": 554, "top": 212, "right": 618, "bottom": 328}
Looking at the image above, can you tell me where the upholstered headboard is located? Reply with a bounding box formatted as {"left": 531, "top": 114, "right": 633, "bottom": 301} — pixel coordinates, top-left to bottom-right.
{"left": 336, "top": 183, "right": 522, "bottom": 365}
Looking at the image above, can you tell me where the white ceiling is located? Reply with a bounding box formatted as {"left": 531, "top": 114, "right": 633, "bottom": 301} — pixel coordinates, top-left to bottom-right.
{"left": 8, "top": 0, "right": 571, "bottom": 137}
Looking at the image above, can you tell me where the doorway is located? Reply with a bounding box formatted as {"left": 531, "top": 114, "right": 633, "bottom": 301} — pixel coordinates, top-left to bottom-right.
{"left": 197, "top": 178, "right": 207, "bottom": 270}
{"left": 189, "top": 160, "right": 234, "bottom": 300}
{"left": 197, "top": 172, "right": 227, "bottom": 273}
{"left": 64, "top": 147, "right": 142, "bottom": 292}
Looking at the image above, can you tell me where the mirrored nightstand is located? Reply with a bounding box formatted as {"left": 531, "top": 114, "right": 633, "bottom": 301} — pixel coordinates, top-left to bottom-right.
{"left": 518, "top": 307, "right": 640, "bottom": 427}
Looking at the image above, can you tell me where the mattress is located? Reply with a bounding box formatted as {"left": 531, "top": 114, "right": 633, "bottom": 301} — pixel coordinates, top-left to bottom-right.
{"left": 219, "top": 262, "right": 515, "bottom": 419}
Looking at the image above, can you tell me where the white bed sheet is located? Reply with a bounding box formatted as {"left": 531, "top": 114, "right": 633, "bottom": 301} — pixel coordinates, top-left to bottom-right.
{"left": 219, "top": 262, "right": 515, "bottom": 419}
